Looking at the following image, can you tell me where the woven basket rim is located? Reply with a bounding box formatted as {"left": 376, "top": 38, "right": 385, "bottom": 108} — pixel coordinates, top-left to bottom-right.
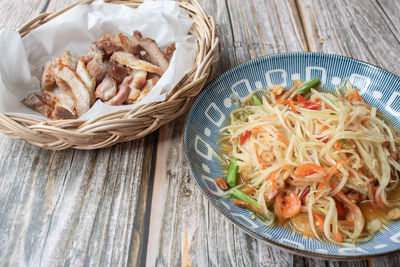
{"left": 1, "top": 0, "right": 220, "bottom": 150}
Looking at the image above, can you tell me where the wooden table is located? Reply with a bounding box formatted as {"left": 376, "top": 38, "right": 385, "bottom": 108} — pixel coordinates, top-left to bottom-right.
{"left": 1, "top": 0, "right": 400, "bottom": 266}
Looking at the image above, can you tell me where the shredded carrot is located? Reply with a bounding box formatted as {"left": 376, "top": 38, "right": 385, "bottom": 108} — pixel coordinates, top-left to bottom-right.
{"left": 347, "top": 94, "right": 353, "bottom": 102}
{"left": 232, "top": 199, "right": 265, "bottom": 217}
{"left": 269, "top": 168, "right": 282, "bottom": 193}
{"left": 327, "top": 160, "right": 343, "bottom": 175}
{"left": 324, "top": 101, "right": 336, "bottom": 110}
{"left": 261, "top": 163, "right": 268, "bottom": 169}
{"left": 243, "top": 187, "right": 255, "bottom": 194}
{"left": 275, "top": 99, "right": 290, "bottom": 105}
{"left": 341, "top": 220, "right": 355, "bottom": 226}
{"left": 277, "top": 133, "right": 290, "bottom": 146}
{"left": 334, "top": 232, "right": 343, "bottom": 242}
{"left": 252, "top": 126, "right": 263, "bottom": 131}
{"left": 289, "top": 99, "right": 297, "bottom": 113}
{"left": 336, "top": 143, "right": 342, "bottom": 151}
{"left": 347, "top": 115, "right": 352, "bottom": 120}
{"left": 313, "top": 212, "right": 325, "bottom": 227}
{"left": 354, "top": 88, "right": 361, "bottom": 102}
{"left": 254, "top": 143, "right": 268, "bottom": 169}
{"left": 295, "top": 163, "right": 327, "bottom": 177}
{"left": 318, "top": 160, "right": 344, "bottom": 190}
{"left": 320, "top": 124, "right": 329, "bottom": 131}
{"left": 361, "top": 117, "right": 368, "bottom": 125}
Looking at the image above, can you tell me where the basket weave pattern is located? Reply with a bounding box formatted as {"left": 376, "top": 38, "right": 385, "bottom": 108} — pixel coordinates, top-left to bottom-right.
{"left": 2, "top": 0, "right": 219, "bottom": 150}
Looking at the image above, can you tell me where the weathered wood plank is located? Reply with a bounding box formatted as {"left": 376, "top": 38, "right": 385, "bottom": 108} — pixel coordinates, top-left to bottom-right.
{"left": 146, "top": 0, "right": 308, "bottom": 266}
{"left": 297, "top": 0, "right": 400, "bottom": 76}
{"left": 0, "top": 1, "right": 155, "bottom": 266}
{"left": 0, "top": 135, "right": 156, "bottom": 266}
{"left": 45, "top": 0, "right": 79, "bottom": 12}
{"left": 373, "top": 0, "right": 400, "bottom": 46}
{"left": 0, "top": 0, "right": 46, "bottom": 30}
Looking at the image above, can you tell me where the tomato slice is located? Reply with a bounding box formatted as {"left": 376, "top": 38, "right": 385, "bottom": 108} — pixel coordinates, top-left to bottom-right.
{"left": 297, "top": 95, "right": 306, "bottom": 103}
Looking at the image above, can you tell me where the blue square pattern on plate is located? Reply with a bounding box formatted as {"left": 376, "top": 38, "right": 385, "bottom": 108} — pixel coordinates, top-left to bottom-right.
{"left": 184, "top": 53, "right": 400, "bottom": 258}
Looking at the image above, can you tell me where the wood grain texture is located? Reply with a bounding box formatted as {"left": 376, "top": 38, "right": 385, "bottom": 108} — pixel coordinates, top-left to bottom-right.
{"left": 45, "top": 0, "right": 80, "bottom": 12}
{"left": 297, "top": 0, "right": 400, "bottom": 76}
{"left": 146, "top": 0, "right": 306, "bottom": 266}
{"left": 0, "top": 133, "right": 156, "bottom": 266}
{"left": 0, "top": 0, "right": 46, "bottom": 30}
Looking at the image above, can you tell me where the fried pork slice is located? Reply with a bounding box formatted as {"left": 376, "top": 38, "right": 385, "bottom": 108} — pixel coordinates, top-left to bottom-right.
{"left": 52, "top": 64, "right": 94, "bottom": 116}
{"left": 97, "top": 34, "right": 124, "bottom": 57}
{"left": 54, "top": 77, "right": 72, "bottom": 93}
{"left": 137, "top": 88, "right": 150, "bottom": 103}
{"left": 40, "top": 90, "right": 77, "bottom": 119}
{"left": 111, "top": 51, "right": 163, "bottom": 76}
{"left": 60, "top": 50, "right": 79, "bottom": 71}
{"left": 41, "top": 60, "right": 56, "bottom": 91}
{"left": 164, "top": 43, "right": 176, "bottom": 61}
{"left": 131, "top": 30, "right": 170, "bottom": 72}
{"left": 21, "top": 93, "right": 54, "bottom": 118}
{"left": 110, "top": 63, "right": 128, "bottom": 84}
{"left": 107, "top": 75, "right": 133, "bottom": 105}
{"left": 83, "top": 43, "right": 104, "bottom": 63}
{"left": 136, "top": 75, "right": 160, "bottom": 102}
{"left": 95, "top": 74, "right": 117, "bottom": 101}
{"left": 76, "top": 58, "right": 96, "bottom": 94}
{"left": 132, "top": 70, "right": 147, "bottom": 89}
{"left": 87, "top": 55, "right": 111, "bottom": 84}
{"left": 119, "top": 33, "right": 140, "bottom": 55}
{"left": 125, "top": 87, "right": 140, "bottom": 104}
{"left": 124, "top": 70, "right": 147, "bottom": 104}
{"left": 51, "top": 58, "right": 74, "bottom": 93}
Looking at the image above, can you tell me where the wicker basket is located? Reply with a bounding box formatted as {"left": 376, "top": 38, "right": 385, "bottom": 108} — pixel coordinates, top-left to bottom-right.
{"left": 1, "top": 0, "right": 219, "bottom": 150}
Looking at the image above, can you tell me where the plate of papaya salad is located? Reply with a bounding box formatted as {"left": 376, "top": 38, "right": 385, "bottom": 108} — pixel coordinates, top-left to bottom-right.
{"left": 184, "top": 53, "right": 400, "bottom": 258}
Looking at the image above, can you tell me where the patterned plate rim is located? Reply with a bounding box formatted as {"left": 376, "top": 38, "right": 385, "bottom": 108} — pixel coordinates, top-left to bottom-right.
{"left": 183, "top": 52, "right": 400, "bottom": 260}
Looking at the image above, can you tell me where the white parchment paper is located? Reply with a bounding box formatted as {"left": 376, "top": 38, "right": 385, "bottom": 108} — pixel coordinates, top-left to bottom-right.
{"left": 0, "top": 0, "right": 196, "bottom": 119}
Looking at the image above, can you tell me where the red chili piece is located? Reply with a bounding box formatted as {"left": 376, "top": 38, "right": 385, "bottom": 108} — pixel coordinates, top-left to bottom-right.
{"left": 240, "top": 130, "right": 251, "bottom": 145}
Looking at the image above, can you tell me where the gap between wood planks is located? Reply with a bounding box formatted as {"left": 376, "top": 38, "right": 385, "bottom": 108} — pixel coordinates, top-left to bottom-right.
{"left": 294, "top": 0, "right": 311, "bottom": 52}
{"left": 41, "top": 0, "right": 51, "bottom": 13}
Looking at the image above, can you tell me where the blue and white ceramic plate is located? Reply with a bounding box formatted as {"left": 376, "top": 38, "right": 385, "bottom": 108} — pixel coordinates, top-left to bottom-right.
{"left": 183, "top": 53, "right": 400, "bottom": 259}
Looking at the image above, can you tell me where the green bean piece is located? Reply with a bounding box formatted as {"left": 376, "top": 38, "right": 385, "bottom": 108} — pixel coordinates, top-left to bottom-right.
{"left": 252, "top": 95, "right": 262, "bottom": 106}
{"left": 294, "top": 77, "right": 321, "bottom": 96}
{"left": 226, "top": 158, "right": 239, "bottom": 187}
{"left": 230, "top": 188, "right": 259, "bottom": 208}
{"left": 230, "top": 189, "right": 270, "bottom": 221}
